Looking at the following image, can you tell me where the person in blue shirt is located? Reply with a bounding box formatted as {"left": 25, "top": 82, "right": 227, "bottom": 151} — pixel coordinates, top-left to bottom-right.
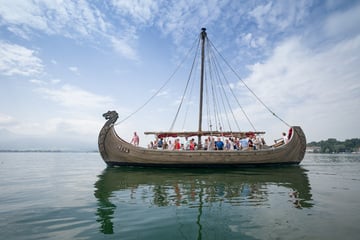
{"left": 157, "top": 138, "right": 163, "bottom": 148}
{"left": 215, "top": 137, "right": 224, "bottom": 150}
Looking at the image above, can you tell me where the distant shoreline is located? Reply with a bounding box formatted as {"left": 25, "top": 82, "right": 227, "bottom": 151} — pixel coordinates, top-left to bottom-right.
{"left": 0, "top": 150, "right": 99, "bottom": 153}
{"left": 1, "top": 149, "right": 358, "bottom": 155}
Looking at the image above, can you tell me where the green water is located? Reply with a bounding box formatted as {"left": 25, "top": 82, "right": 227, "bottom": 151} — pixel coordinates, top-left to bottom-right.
{"left": 0, "top": 152, "right": 359, "bottom": 239}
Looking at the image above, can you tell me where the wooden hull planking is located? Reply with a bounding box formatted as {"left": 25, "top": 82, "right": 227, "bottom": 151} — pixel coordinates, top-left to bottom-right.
{"left": 98, "top": 125, "right": 306, "bottom": 167}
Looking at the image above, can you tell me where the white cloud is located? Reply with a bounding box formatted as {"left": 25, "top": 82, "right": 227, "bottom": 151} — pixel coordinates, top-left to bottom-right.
{"left": 249, "top": 1, "right": 273, "bottom": 29}
{"left": 0, "top": 0, "right": 138, "bottom": 60}
{"left": 0, "top": 0, "right": 106, "bottom": 37}
{"left": 0, "top": 0, "right": 49, "bottom": 33}
{"left": 0, "top": 113, "right": 15, "bottom": 126}
{"left": 51, "top": 79, "right": 61, "bottom": 84}
{"left": 111, "top": 36, "right": 138, "bottom": 60}
{"left": 36, "top": 84, "right": 114, "bottom": 109}
{"left": 0, "top": 41, "right": 43, "bottom": 76}
{"left": 249, "top": 1, "right": 310, "bottom": 31}
{"left": 29, "top": 78, "right": 61, "bottom": 85}
{"left": 0, "top": 114, "right": 103, "bottom": 142}
{"left": 68, "top": 66, "right": 79, "bottom": 74}
{"left": 243, "top": 34, "right": 360, "bottom": 140}
{"left": 111, "top": 0, "right": 160, "bottom": 24}
{"left": 29, "top": 79, "right": 47, "bottom": 85}
{"left": 156, "top": 0, "right": 228, "bottom": 44}
{"left": 46, "top": 117, "right": 103, "bottom": 137}
{"left": 324, "top": 2, "right": 360, "bottom": 38}
{"left": 241, "top": 33, "right": 267, "bottom": 48}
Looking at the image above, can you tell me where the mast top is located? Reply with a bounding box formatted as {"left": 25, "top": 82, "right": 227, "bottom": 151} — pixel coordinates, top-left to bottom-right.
{"left": 201, "top": 28, "right": 207, "bottom": 38}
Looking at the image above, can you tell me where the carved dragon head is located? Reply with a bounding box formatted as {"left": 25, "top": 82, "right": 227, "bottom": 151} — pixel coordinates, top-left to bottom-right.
{"left": 102, "top": 110, "right": 119, "bottom": 123}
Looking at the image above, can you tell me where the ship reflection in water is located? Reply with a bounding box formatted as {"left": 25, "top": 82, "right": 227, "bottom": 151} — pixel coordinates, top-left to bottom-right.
{"left": 94, "top": 166, "right": 313, "bottom": 236}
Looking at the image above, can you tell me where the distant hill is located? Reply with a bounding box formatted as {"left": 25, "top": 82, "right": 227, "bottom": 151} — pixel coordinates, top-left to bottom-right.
{"left": 0, "top": 128, "right": 96, "bottom": 152}
{"left": 307, "top": 138, "right": 360, "bottom": 153}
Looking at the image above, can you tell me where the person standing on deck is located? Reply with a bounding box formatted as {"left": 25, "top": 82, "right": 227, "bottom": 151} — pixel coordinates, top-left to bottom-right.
{"left": 157, "top": 138, "right": 163, "bottom": 149}
{"left": 225, "top": 139, "right": 231, "bottom": 150}
{"left": 131, "top": 132, "right": 139, "bottom": 146}
{"left": 282, "top": 132, "right": 288, "bottom": 143}
{"left": 185, "top": 137, "right": 190, "bottom": 150}
{"left": 189, "top": 138, "right": 196, "bottom": 150}
{"left": 215, "top": 137, "right": 224, "bottom": 150}
{"left": 203, "top": 138, "right": 209, "bottom": 150}
{"left": 174, "top": 139, "right": 181, "bottom": 150}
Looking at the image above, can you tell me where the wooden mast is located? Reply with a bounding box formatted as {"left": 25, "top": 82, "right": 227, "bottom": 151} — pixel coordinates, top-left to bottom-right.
{"left": 197, "top": 28, "right": 206, "bottom": 148}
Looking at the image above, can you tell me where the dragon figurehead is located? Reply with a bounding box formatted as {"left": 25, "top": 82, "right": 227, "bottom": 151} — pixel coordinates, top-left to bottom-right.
{"left": 98, "top": 110, "right": 119, "bottom": 161}
{"left": 102, "top": 110, "right": 119, "bottom": 126}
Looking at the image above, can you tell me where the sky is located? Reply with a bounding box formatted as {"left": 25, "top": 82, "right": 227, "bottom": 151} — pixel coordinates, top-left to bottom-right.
{"left": 0, "top": 0, "right": 359, "bottom": 150}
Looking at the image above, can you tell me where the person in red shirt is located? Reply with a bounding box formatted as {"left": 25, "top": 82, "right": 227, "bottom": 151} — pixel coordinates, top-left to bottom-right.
{"left": 174, "top": 139, "right": 181, "bottom": 150}
{"left": 189, "top": 138, "right": 195, "bottom": 150}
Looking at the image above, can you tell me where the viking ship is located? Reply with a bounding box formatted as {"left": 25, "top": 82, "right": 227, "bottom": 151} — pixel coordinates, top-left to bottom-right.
{"left": 98, "top": 28, "right": 306, "bottom": 167}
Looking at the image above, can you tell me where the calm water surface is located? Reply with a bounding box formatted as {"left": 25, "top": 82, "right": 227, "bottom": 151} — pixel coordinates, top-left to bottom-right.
{"left": 0, "top": 152, "right": 359, "bottom": 239}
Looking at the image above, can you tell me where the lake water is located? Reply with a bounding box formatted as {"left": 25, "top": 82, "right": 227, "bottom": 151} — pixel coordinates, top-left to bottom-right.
{"left": 0, "top": 152, "right": 359, "bottom": 239}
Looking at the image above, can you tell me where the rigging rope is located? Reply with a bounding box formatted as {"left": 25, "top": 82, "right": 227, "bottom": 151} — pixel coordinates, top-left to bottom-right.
{"left": 116, "top": 36, "right": 199, "bottom": 126}
{"left": 207, "top": 38, "right": 291, "bottom": 128}
{"left": 208, "top": 44, "right": 237, "bottom": 133}
{"left": 117, "top": 30, "right": 291, "bottom": 133}
{"left": 204, "top": 58, "right": 213, "bottom": 133}
{"left": 170, "top": 35, "right": 201, "bottom": 131}
{"left": 207, "top": 39, "right": 257, "bottom": 132}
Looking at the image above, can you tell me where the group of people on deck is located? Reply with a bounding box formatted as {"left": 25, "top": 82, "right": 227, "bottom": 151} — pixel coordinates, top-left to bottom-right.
{"left": 132, "top": 129, "right": 293, "bottom": 150}
{"left": 146, "top": 135, "right": 268, "bottom": 151}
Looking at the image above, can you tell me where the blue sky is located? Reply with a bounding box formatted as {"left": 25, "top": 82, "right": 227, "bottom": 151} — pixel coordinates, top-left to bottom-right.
{"left": 0, "top": 0, "right": 359, "bottom": 150}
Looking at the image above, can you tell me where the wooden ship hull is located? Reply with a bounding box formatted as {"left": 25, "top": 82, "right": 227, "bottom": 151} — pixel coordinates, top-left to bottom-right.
{"left": 98, "top": 112, "right": 306, "bottom": 168}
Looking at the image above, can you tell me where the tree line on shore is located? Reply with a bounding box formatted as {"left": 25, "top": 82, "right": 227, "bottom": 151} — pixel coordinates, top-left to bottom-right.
{"left": 307, "top": 138, "right": 360, "bottom": 153}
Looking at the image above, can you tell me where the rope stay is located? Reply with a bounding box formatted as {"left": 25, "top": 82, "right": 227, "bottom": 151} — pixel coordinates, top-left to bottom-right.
{"left": 207, "top": 43, "right": 238, "bottom": 133}
{"left": 207, "top": 38, "right": 291, "bottom": 128}
{"left": 169, "top": 35, "right": 201, "bottom": 131}
{"left": 117, "top": 29, "right": 291, "bottom": 134}
{"left": 207, "top": 38, "right": 257, "bottom": 132}
{"left": 200, "top": 35, "right": 256, "bottom": 133}
{"left": 116, "top": 35, "right": 199, "bottom": 126}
